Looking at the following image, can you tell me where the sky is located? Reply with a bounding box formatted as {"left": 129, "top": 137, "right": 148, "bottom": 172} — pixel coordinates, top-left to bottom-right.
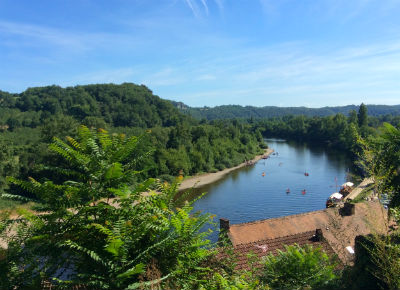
{"left": 1, "top": 0, "right": 400, "bottom": 107}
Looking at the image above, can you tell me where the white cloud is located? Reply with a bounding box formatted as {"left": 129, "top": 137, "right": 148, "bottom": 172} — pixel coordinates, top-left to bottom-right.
{"left": 200, "top": 0, "right": 209, "bottom": 15}
{"left": 151, "top": 38, "right": 400, "bottom": 106}
{"left": 184, "top": 0, "right": 200, "bottom": 17}
{"left": 0, "top": 20, "right": 91, "bottom": 51}
{"left": 183, "top": 0, "right": 216, "bottom": 17}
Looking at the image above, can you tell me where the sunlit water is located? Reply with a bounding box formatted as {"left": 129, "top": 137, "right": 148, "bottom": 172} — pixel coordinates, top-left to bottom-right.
{"left": 189, "top": 138, "right": 352, "bottom": 242}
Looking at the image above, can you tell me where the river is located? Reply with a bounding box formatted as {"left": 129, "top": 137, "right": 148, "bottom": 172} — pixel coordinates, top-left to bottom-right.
{"left": 190, "top": 138, "right": 352, "bottom": 242}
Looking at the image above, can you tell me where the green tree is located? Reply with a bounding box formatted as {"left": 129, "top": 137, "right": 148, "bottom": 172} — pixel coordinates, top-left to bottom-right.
{"left": 348, "top": 109, "right": 358, "bottom": 125}
{"left": 368, "top": 123, "right": 400, "bottom": 219}
{"left": 358, "top": 103, "right": 368, "bottom": 128}
{"left": 0, "top": 126, "right": 213, "bottom": 289}
{"left": 350, "top": 123, "right": 400, "bottom": 289}
{"left": 0, "top": 139, "right": 19, "bottom": 193}
{"left": 260, "top": 244, "right": 338, "bottom": 290}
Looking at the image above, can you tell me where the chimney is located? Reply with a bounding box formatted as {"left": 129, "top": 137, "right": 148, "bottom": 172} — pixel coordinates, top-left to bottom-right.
{"left": 315, "top": 228, "right": 323, "bottom": 241}
{"left": 220, "top": 218, "right": 230, "bottom": 231}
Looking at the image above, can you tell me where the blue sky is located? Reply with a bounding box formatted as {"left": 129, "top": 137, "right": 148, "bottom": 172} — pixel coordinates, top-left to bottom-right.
{"left": 1, "top": 0, "right": 400, "bottom": 107}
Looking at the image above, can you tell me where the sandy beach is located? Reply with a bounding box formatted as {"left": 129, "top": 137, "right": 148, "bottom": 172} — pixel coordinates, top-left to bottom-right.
{"left": 179, "top": 148, "right": 274, "bottom": 191}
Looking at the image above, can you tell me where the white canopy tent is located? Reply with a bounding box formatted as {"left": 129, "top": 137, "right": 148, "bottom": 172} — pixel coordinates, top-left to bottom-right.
{"left": 341, "top": 182, "right": 354, "bottom": 187}
{"left": 329, "top": 192, "right": 343, "bottom": 200}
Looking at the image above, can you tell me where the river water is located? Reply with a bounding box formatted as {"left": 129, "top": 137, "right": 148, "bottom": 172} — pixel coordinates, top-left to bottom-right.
{"left": 190, "top": 138, "right": 352, "bottom": 241}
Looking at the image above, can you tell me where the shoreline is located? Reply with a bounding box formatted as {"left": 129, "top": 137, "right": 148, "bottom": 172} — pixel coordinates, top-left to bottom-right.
{"left": 179, "top": 148, "right": 274, "bottom": 191}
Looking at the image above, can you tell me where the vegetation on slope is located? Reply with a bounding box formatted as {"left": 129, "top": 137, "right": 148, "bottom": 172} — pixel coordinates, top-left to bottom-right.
{"left": 0, "top": 127, "right": 339, "bottom": 289}
{"left": 0, "top": 84, "right": 265, "bottom": 199}
{"left": 172, "top": 101, "right": 400, "bottom": 120}
{"left": 1, "top": 83, "right": 187, "bottom": 129}
{"left": 1, "top": 83, "right": 400, "bottom": 289}
{"left": 0, "top": 121, "right": 399, "bottom": 289}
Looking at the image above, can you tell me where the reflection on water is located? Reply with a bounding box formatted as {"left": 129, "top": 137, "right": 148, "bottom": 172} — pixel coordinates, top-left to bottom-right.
{"left": 189, "top": 139, "right": 353, "bottom": 242}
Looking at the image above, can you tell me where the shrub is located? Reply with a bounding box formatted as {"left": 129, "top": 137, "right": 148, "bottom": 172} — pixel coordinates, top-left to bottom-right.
{"left": 260, "top": 244, "right": 338, "bottom": 290}
{"left": 0, "top": 126, "right": 214, "bottom": 289}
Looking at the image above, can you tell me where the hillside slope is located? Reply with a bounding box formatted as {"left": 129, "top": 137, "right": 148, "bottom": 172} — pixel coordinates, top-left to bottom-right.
{"left": 0, "top": 83, "right": 188, "bottom": 129}
{"left": 170, "top": 102, "right": 400, "bottom": 120}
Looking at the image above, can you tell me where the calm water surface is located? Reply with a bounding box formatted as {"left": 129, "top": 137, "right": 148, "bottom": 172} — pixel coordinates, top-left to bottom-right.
{"left": 190, "top": 139, "right": 352, "bottom": 241}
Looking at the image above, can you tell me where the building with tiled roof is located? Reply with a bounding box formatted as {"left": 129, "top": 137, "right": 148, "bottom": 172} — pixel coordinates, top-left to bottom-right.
{"left": 218, "top": 229, "right": 336, "bottom": 270}
{"left": 219, "top": 200, "right": 388, "bottom": 267}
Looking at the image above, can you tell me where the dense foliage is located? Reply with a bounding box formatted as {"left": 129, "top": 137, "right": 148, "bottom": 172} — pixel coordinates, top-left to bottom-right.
{"left": 367, "top": 123, "right": 400, "bottom": 213}
{"left": 0, "top": 127, "right": 215, "bottom": 289}
{"left": 172, "top": 101, "right": 400, "bottom": 120}
{"left": 0, "top": 84, "right": 187, "bottom": 129}
{"left": 0, "top": 127, "right": 339, "bottom": 290}
{"left": 260, "top": 244, "right": 338, "bottom": 290}
{"left": 0, "top": 84, "right": 264, "bottom": 199}
{"left": 1, "top": 83, "right": 400, "bottom": 289}
{"left": 250, "top": 112, "right": 370, "bottom": 166}
{"left": 345, "top": 122, "right": 400, "bottom": 290}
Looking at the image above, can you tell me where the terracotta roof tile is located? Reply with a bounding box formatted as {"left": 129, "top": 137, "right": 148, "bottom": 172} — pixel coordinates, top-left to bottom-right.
{"left": 218, "top": 230, "right": 335, "bottom": 271}
{"left": 228, "top": 209, "right": 333, "bottom": 246}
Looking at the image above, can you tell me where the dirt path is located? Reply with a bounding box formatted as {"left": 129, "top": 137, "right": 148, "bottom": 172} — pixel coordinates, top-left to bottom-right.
{"left": 344, "top": 178, "right": 374, "bottom": 201}
{"left": 179, "top": 148, "right": 274, "bottom": 191}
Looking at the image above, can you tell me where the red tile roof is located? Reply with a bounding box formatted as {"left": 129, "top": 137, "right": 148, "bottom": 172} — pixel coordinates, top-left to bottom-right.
{"left": 219, "top": 230, "right": 336, "bottom": 271}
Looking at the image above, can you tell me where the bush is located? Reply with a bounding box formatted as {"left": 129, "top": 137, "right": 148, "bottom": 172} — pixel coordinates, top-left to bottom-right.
{"left": 0, "top": 126, "right": 214, "bottom": 289}
{"left": 157, "top": 174, "right": 175, "bottom": 184}
{"left": 260, "top": 244, "right": 338, "bottom": 290}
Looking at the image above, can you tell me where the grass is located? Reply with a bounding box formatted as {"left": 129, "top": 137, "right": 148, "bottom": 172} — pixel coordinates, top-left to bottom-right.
{"left": 0, "top": 197, "right": 24, "bottom": 210}
{"left": 0, "top": 197, "right": 36, "bottom": 215}
{"left": 351, "top": 184, "right": 375, "bottom": 203}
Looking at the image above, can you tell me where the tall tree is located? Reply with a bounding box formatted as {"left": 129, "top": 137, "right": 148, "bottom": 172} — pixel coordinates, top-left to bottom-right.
{"left": 358, "top": 103, "right": 368, "bottom": 128}
{"left": 348, "top": 109, "right": 358, "bottom": 125}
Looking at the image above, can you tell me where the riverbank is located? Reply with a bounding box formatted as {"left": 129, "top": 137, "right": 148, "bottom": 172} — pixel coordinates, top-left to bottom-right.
{"left": 179, "top": 148, "right": 274, "bottom": 191}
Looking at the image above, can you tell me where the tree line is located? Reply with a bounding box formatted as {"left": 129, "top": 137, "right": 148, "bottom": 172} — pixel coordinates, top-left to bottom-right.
{"left": 173, "top": 101, "right": 400, "bottom": 120}
{"left": 1, "top": 122, "right": 400, "bottom": 289}
{"left": 1, "top": 82, "right": 400, "bottom": 288}
{"left": 0, "top": 84, "right": 264, "bottom": 198}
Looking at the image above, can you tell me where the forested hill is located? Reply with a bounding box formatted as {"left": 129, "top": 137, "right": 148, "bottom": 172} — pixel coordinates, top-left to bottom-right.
{"left": 0, "top": 83, "right": 265, "bottom": 195}
{"left": 0, "top": 83, "right": 188, "bottom": 129}
{"left": 171, "top": 102, "right": 400, "bottom": 120}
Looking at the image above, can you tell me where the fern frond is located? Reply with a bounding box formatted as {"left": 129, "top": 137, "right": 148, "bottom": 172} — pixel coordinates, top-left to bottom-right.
{"left": 0, "top": 193, "right": 36, "bottom": 202}
{"left": 97, "top": 128, "right": 112, "bottom": 149}
{"left": 116, "top": 263, "right": 144, "bottom": 280}
{"left": 66, "top": 136, "right": 81, "bottom": 150}
{"left": 58, "top": 240, "right": 109, "bottom": 268}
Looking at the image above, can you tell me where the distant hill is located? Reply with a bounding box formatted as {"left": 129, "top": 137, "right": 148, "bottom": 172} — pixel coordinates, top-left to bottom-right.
{"left": 170, "top": 102, "right": 400, "bottom": 120}
{"left": 0, "top": 83, "right": 189, "bottom": 129}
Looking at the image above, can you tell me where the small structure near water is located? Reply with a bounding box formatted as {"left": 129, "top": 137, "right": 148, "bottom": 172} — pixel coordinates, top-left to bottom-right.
{"left": 218, "top": 200, "right": 387, "bottom": 266}
{"left": 326, "top": 192, "right": 343, "bottom": 208}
